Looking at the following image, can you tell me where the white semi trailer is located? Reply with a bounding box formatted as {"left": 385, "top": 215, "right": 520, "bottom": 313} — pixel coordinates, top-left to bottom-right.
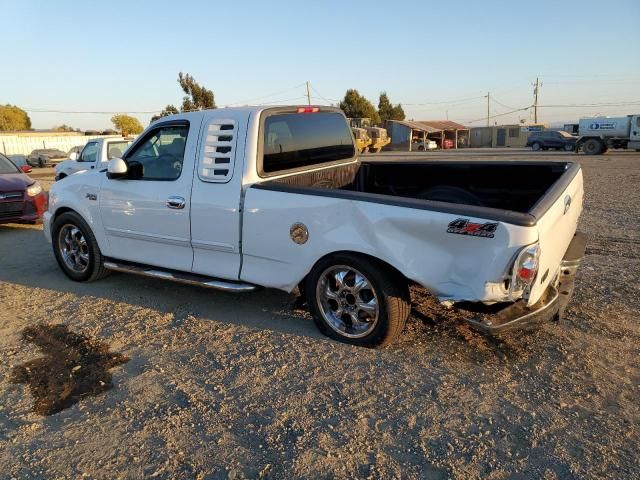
{"left": 576, "top": 114, "right": 640, "bottom": 154}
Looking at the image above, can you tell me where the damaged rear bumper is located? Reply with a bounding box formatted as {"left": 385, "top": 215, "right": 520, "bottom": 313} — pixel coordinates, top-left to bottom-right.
{"left": 465, "top": 232, "right": 586, "bottom": 334}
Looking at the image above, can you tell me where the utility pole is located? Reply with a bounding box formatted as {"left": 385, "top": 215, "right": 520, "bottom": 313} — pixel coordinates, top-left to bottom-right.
{"left": 533, "top": 77, "right": 540, "bottom": 123}
{"left": 305, "top": 81, "right": 311, "bottom": 105}
{"left": 484, "top": 92, "right": 490, "bottom": 127}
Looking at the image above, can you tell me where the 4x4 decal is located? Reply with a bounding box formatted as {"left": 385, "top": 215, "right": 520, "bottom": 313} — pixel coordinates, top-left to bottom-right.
{"left": 447, "top": 218, "right": 498, "bottom": 238}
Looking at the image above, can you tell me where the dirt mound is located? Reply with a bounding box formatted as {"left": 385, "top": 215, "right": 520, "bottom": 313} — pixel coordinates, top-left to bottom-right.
{"left": 10, "top": 324, "right": 128, "bottom": 415}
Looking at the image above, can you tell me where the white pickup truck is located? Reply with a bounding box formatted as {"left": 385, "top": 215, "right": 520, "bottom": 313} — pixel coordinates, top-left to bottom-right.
{"left": 54, "top": 136, "right": 134, "bottom": 181}
{"left": 44, "top": 106, "right": 585, "bottom": 347}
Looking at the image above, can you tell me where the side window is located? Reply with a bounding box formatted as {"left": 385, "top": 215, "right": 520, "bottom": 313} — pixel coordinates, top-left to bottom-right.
{"left": 125, "top": 124, "right": 189, "bottom": 181}
{"left": 80, "top": 142, "right": 98, "bottom": 162}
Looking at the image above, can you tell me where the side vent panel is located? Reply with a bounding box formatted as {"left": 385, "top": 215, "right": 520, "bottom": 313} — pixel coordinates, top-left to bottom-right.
{"left": 199, "top": 119, "right": 236, "bottom": 183}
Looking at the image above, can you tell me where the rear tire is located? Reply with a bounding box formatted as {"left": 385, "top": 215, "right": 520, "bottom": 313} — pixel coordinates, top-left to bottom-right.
{"left": 582, "top": 138, "right": 603, "bottom": 155}
{"left": 305, "top": 253, "right": 410, "bottom": 347}
{"left": 52, "top": 211, "right": 110, "bottom": 282}
{"left": 564, "top": 144, "right": 575, "bottom": 152}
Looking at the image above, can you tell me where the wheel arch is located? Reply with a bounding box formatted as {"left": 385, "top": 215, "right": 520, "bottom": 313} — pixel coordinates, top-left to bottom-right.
{"left": 298, "top": 249, "right": 412, "bottom": 297}
{"left": 50, "top": 205, "right": 108, "bottom": 255}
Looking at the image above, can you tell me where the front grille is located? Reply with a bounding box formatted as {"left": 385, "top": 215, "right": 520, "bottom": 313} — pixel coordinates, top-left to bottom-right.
{"left": 0, "top": 191, "right": 24, "bottom": 200}
{"left": 0, "top": 201, "right": 24, "bottom": 219}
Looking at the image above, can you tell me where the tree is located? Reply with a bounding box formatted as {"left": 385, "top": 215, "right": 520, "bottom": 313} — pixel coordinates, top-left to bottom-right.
{"left": 0, "top": 105, "right": 31, "bottom": 131}
{"left": 151, "top": 72, "right": 216, "bottom": 123}
{"left": 53, "top": 124, "right": 77, "bottom": 132}
{"left": 111, "top": 114, "right": 144, "bottom": 135}
{"left": 178, "top": 72, "right": 215, "bottom": 112}
{"left": 151, "top": 104, "right": 179, "bottom": 123}
{"left": 339, "top": 89, "right": 380, "bottom": 124}
{"left": 378, "top": 92, "right": 405, "bottom": 122}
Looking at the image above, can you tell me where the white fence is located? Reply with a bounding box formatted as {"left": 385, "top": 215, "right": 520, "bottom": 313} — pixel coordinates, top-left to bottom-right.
{"left": 0, "top": 134, "right": 107, "bottom": 155}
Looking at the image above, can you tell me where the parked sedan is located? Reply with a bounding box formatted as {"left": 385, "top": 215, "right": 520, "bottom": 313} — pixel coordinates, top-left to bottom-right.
{"left": 0, "top": 153, "right": 48, "bottom": 224}
{"left": 7, "top": 154, "right": 33, "bottom": 173}
{"left": 27, "top": 148, "right": 68, "bottom": 168}
{"left": 526, "top": 131, "right": 577, "bottom": 151}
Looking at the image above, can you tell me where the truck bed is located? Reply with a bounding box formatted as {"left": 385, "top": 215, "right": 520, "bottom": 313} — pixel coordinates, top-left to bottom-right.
{"left": 254, "top": 160, "right": 581, "bottom": 227}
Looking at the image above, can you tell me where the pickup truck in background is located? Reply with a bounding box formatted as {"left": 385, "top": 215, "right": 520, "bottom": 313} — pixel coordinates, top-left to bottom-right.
{"left": 54, "top": 136, "right": 134, "bottom": 180}
{"left": 44, "top": 106, "right": 585, "bottom": 347}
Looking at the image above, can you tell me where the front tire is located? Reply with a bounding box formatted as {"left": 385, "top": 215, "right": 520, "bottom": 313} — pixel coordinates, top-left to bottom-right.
{"left": 305, "top": 253, "right": 410, "bottom": 347}
{"left": 52, "top": 211, "right": 109, "bottom": 282}
{"left": 531, "top": 142, "right": 542, "bottom": 151}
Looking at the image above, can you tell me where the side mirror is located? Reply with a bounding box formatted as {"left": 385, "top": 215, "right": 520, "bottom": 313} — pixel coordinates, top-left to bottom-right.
{"left": 20, "top": 165, "right": 32, "bottom": 173}
{"left": 107, "top": 158, "right": 128, "bottom": 179}
{"left": 69, "top": 152, "right": 79, "bottom": 161}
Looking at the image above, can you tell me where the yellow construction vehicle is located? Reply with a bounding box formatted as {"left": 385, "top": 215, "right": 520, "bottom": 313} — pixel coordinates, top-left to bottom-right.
{"left": 366, "top": 127, "right": 391, "bottom": 153}
{"left": 352, "top": 127, "right": 372, "bottom": 154}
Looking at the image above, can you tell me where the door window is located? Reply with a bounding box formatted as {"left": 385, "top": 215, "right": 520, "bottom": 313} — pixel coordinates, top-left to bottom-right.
{"left": 124, "top": 124, "right": 189, "bottom": 180}
{"left": 79, "top": 142, "right": 98, "bottom": 162}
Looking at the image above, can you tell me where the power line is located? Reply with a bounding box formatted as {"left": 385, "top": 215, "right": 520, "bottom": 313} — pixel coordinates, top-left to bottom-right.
{"left": 491, "top": 97, "right": 519, "bottom": 110}
{"left": 308, "top": 84, "right": 339, "bottom": 104}
{"left": 23, "top": 108, "right": 162, "bottom": 114}
{"left": 401, "top": 95, "right": 485, "bottom": 106}
{"left": 225, "top": 82, "right": 306, "bottom": 106}
{"left": 537, "top": 101, "right": 640, "bottom": 108}
{"left": 463, "top": 105, "right": 532, "bottom": 125}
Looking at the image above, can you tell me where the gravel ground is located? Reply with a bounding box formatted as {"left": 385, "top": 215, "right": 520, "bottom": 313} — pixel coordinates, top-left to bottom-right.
{"left": 1, "top": 151, "right": 639, "bottom": 479}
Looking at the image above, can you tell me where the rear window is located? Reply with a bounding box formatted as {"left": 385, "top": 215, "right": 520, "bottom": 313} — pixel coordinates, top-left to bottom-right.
{"left": 262, "top": 112, "right": 354, "bottom": 174}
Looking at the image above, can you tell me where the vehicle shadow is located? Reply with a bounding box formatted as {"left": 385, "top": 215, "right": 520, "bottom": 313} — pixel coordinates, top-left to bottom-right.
{"left": 0, "top": 224, "right": 322, "bottom": 341}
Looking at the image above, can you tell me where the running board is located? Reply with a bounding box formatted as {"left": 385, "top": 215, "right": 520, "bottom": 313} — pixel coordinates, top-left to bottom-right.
{"left": 103, "top": 261, "right": 257, "bottom": 293}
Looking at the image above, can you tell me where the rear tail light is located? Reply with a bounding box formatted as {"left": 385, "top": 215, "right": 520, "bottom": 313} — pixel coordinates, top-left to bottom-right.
{"left": 510, "top": 243, "right": 540, "bottom": 298}
{"left": 296, "top": 107, "right": 320, "bottom": 113}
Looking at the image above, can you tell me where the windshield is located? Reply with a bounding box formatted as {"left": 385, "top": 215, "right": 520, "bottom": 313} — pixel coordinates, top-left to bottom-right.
{"left": 0, "top": 154, "right": 20, "bottom": 174}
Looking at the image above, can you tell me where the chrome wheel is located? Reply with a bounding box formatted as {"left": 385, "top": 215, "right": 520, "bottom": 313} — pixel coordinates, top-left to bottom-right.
{"left": 316, "top": 265, "right": 379, "bottom": 338}
{"left": 58, "top": 224, "right": 90, "bottom": 273}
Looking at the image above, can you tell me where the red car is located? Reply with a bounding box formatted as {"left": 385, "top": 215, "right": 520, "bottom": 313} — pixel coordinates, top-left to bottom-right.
{"left": 0, "top": 153, "right": 48, "bottom": 224}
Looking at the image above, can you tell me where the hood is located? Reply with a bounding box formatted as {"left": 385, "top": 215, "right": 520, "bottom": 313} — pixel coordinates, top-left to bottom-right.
{"left": 0, "top": 173, "right": 32, "bottom": 192}
{"left": 55, "top": 159, "right": 76, "bottom": 172}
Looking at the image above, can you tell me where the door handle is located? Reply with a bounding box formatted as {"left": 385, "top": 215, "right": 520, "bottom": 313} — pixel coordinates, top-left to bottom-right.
{"left": 166, "top": 196, "right": 186, "bottom": 209}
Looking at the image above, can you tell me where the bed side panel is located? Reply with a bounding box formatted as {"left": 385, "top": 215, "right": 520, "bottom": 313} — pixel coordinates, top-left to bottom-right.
{"left": 241, "top": 187, "right": 537, "bottom": 301}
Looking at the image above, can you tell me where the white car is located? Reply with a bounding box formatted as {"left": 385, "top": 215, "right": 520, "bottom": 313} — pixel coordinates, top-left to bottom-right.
{"left": 55, "top": 137, "right": 134, "bottom": 180}
{"left": 412, "top": 139, "right": 438, "bottom": 151}
{"left": 44, "top": 106, "right": 585, "bottom": 347}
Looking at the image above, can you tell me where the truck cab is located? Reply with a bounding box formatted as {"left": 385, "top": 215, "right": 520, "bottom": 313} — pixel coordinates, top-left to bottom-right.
{"left": 55, "top": 136, "right": 134, "bottom": 180}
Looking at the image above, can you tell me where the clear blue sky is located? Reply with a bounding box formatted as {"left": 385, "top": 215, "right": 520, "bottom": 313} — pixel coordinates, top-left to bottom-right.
{"left": 3, "top": 0, "right": 639, "bottom": 130}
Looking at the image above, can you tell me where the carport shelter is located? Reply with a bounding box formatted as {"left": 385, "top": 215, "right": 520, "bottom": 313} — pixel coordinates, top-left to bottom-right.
{"left": 385, "top": 120, "right": 469, "bottom": 150}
